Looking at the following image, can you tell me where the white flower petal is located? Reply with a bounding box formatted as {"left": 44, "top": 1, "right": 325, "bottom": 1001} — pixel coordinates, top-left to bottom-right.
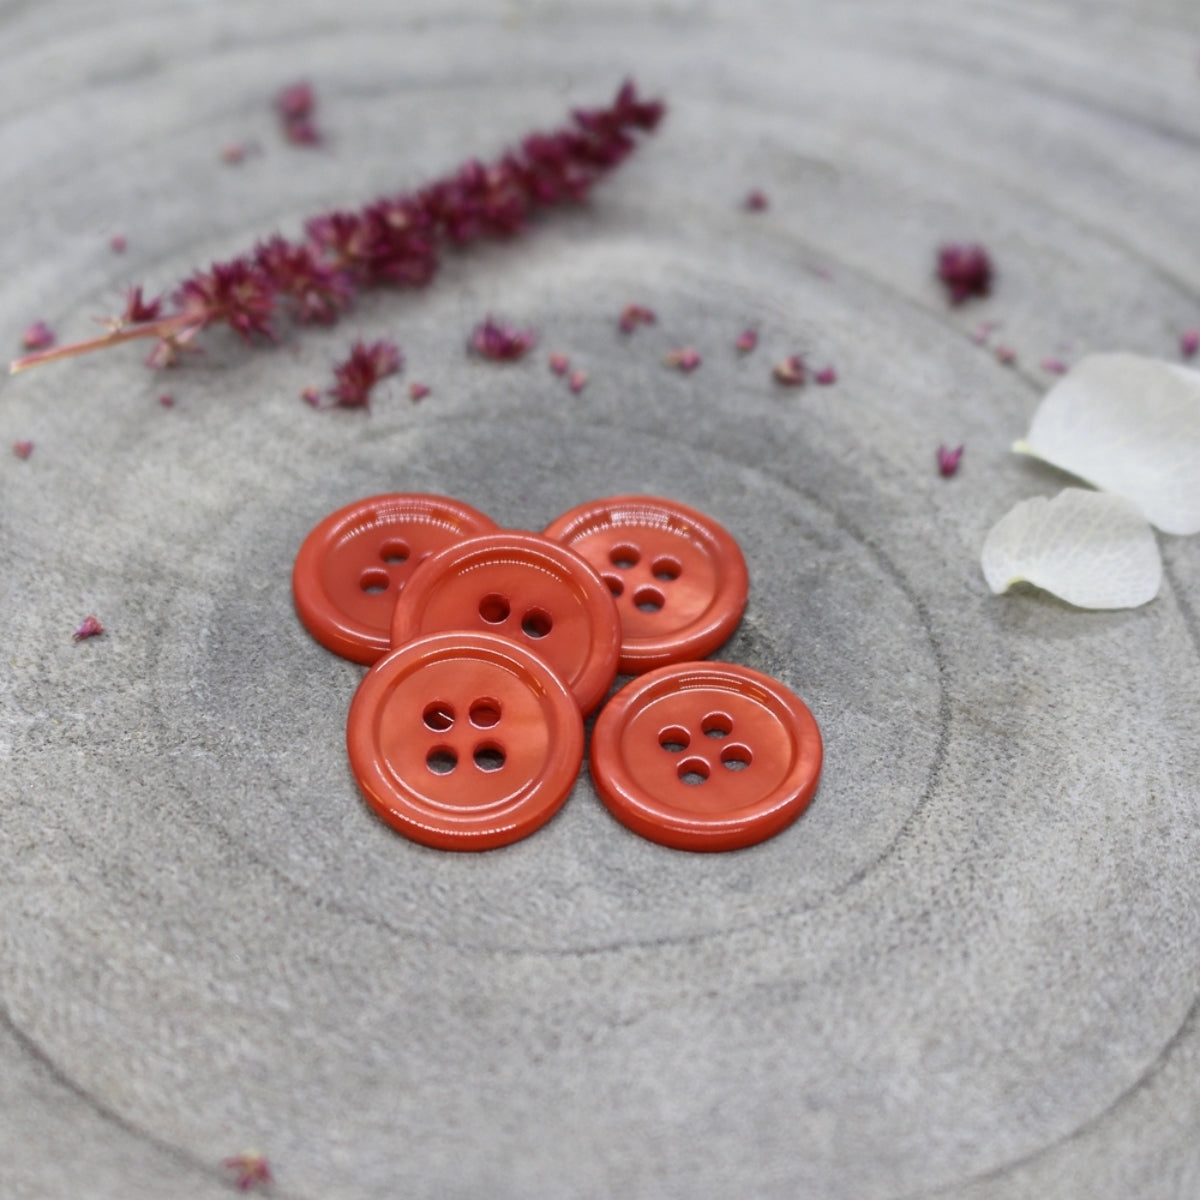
{"left": 981, "top": 488, "right": 1162, "bottom": 609}
{"left": 1013, "top": 352, "right": 1200, "bottom": 535}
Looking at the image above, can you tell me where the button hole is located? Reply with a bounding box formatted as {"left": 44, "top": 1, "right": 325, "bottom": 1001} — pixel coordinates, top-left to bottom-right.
{"left": 473, "top": 743, "right": 506, "bottom": 772}
{"left": 659, "top": 726, "right": 690, "bottom": 753}
{"left": 426, "top": 747, "right": 457, "bottom": 775}
{"left": 479, "top": 593, "right": 510, "bottom": 623}
{"left": 359, "top": 568, "right": 389, "bottom": 594}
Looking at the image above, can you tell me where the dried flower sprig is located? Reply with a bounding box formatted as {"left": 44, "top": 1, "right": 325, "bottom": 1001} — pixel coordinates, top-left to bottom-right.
{"left": 11, "top": 81, "right": 664, "bottom": 376}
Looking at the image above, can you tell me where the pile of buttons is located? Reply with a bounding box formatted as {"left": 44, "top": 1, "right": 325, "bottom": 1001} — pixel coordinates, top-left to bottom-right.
{"left": 293, "top": 494, "right": 823, "bottom": 853}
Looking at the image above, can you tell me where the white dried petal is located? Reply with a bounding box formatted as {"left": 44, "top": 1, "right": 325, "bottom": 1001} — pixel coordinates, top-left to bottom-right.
{"left": 981, "top": 488, "right": 1161, "bottom": 609}
{"left": 1013, "top": 352, "right": 1200, "bottom": 535}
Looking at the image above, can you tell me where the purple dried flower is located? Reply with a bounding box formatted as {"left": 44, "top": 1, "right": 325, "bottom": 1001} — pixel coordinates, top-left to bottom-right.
{"left": 176, "top": 259, "right": 276, "bottom": 341}
{"left": 1182, "top": 330, "right": 1199, "bottom": 359}
{"left": 937, "top": 243, "right": 993, "bottom": 305}
{"left": 277, "top": 81, "right": 320, "bottom": 145}
{"left": 743, "top": 189, "right": 768, "bottom": 212}
{"left": 328, "top": 340, "right": 402, "bottom": 409}
{"left": 937, "top": 444, "right": 964, "bottom": 478}
{"left": 21, "top": 321, "right": 54, "bottom": 351}
{"left": 773, "top": 355, "right": 805, "bottom": 386}
{"left": 120, "top": 287, "right": 163, "bottom": 327}
{"left": 73, "top": 614, "right": 104, "bottom": 641}
{"left": 548, "top": 352, "right": 570, "bottom": 375}
{"left": 568, "top": 369, "right": 588, "bottom": 393}
{"left": 254, "top": 236, "right": 352, "bottom": 325}
{"left": 814, "top": 365, "right": 837, "bottom": 385}
{"left": 735, "top": 329, "right": 758, "bottom": 354}
{"left": 665, "top": 347, "right": 701, "bottom": 372}
{"left": 470, "top": 317, "right": 536, "bottom": 361}
{"left": 222, "top": 1151, "right": 273, "bottom": 1192}
{"left": 618, "top": 304, "right": 657, "bottom": 334}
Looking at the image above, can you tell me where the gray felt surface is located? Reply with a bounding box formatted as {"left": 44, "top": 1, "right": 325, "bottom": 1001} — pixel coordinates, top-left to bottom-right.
{"left": 3, "top": 1, "right": 1200, "bottom": 1197}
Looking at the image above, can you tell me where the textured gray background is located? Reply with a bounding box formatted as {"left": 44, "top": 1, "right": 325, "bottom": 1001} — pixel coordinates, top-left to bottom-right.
{"left": 2, "top": 1, "right": 1200, "bottom": 1197}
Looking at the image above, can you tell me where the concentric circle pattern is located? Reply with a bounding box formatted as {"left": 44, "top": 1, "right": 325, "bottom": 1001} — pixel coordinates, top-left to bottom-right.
{"left": 2, "top": 4, "right": 1200, "bottom": 1199}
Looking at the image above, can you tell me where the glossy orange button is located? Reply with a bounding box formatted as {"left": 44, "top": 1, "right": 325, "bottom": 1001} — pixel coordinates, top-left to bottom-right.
{"left": 347, "top": 631, "right": 584, "bottom": 850}
{"left": 390, "top": 531, "right": 620, "bottom": 716}
{"left": 542, "top": 496, "right": 748, "bottom": 673}
{"left": 293, "top": 493, "right": 497, "bottom": 665}
{"left": 590, "top": 662, "right": 822, "bottom": 851}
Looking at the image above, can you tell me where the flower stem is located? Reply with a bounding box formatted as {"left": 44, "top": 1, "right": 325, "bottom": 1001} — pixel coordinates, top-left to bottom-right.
{"left": 10, "top": 320, "right": 179, "bottom": 374}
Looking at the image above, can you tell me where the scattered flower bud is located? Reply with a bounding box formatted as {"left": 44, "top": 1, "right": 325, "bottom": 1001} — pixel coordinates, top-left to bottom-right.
{"left": 158, "top": 394, "right": 175, "bottom": 408}
{"left": 470, "top": 317, "right": 536, "bottom": 361}
{"left": 408, "top": 381, "right": 430, "bottom": 401}
{"left": 936, "top": 242, "right": 993, "bottom": 305}
{"left": 994, "top": 344, "right": 1017, "bottom": 365}
{"left": 1182, "top": 330, "right": 1199, "bottom": 359}
{"left": 743, "top": 189, "right": 768, "bottom": 212}
{"left": 568, "top": 369, "right": 588, "bottom": 393}
{"left": 814, "top": 365, "right": 837, "bottom": 385}
{"left": 220, "top": 143, "right": 250, "bottom": 165}
{"left": 73, "top": 615, "right": 104, "bottom": 642}
{"left": 21, "top": 320, "right": 55, "bottom": 351}
{"left": 971, "top": 320, "right": 999, "bottom": 345}
{"left": 1040, "top": 358, "right": 1068, "bottom": 375}
{"left": 221, "top": 1151, "right": 273, "bottom": 1192}
{"left": 548, "top": 352, "right": 571, "bottom": 375}
{"left": 735, "top": 329, "right": 758, "bottom": 354}
{"left": 277, "top": 81, "right": 320, "bottom": 145}
{"left": 618, "top": 304, "right": 657, "bottom": 334}
{"left": 12, "top": 440, "right": 33, "bottom": 459}
{"left": 109, "top": 235, "right": 127, "bottom": 253}
{"left": 937, "top": 444, "right": 964, "bottom": 477}
{"left": 773, "top": 354, "right": 806, "bottom": 386}
{"left": 300, "top": 385, "right": 321, "bottom": 406}
{"left": 665, "top": 347, "right": 701, "bottom": 372}
{"left": 328, "top": 339, "right": 402, "bottom": 409}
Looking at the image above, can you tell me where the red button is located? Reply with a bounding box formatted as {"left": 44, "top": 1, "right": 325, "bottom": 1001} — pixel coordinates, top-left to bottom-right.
{"left": 347, "top": 631, "right": 584, "bottom": 850}
{"left": 589, "top": 662, "right": 822, "bottom": 851}
{"left": 390, "top": 531, "right": 621, "bottom": 716}
{"left": 293, "top": 493, "right": 497, "bottom": 665}
{"left": 542, "top": 496, "right": 748, "bottom": 673}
